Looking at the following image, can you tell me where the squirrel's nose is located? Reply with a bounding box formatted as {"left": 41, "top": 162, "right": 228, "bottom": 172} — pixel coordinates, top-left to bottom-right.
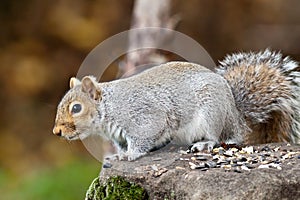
{"left": 53, "top": 126, "right": 62, "bottom": 137}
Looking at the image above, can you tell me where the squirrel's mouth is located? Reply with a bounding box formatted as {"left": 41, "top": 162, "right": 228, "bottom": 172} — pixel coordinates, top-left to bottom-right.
{"left": 65, "top": 133, "right": 81, "bottom": 140}
{"left": 65, "top": 132, "right": 90, "bottom": 141}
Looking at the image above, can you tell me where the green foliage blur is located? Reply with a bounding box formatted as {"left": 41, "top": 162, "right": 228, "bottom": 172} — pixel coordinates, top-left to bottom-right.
{"left": 0, "top": 0, "right": 132, "bottom": 199}
{"left": 0, "top": 158, "right": 100, "bottom": 200}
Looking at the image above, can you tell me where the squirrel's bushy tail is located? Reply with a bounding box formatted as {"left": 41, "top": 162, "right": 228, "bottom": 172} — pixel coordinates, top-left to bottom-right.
{"left": 217, "top": 49, "right": 300, "bottom": 144}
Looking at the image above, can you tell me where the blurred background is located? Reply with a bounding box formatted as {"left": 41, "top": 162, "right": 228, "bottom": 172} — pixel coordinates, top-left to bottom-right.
{"left": 1, "top": 0, "right": 300, "bottom": 199}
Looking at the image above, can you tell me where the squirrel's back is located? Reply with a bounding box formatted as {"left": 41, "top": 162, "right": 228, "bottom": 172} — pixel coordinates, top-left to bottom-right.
{"left": 217, "top": 49, "right": 300, "bottom": 144}
{"left": 102, "top": 62, "right": 245, "bottom": 146}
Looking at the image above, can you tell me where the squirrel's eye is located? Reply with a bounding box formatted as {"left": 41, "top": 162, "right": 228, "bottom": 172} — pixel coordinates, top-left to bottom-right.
{"left": 71, "top": 104, "right": 82, "bottom": 114}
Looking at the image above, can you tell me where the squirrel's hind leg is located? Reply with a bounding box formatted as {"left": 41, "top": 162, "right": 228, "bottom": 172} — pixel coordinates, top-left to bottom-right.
{"left": 190, "top": 140, "right": 216, "bottom": 152}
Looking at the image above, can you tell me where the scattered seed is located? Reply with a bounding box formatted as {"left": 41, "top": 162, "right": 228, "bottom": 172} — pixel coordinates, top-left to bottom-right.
{"left": 273, "top": 159, "right": 281, "bottom": 164}
{"left": 274, "top": 147, "right": 280, "bottom": 152}
{"left": 152, "top": 157, "right": 162, "bottom": 161}
{"left": 179, "top": 150, "right": 188, "bottom": 154}
{"left": 242, "top": 146, "right": 254, "bottom": 154}
{"left": 224, "top": 150, "right": 233, "bottom": 157}
{"left": 151, "top": 165, "right": 159, "bottom": 171}
{"left": 233, "top": 167, "right": 242, "bottom": 173}
{"left": 241, "top": 165, "right": 250, "bottom": 171}
{"left": 200, "top": 168, "right": 209, "bottom": 171}
{"left": 258, "top": 164, "right": 269, "bottom": 169}
{"left": 244, "top": 164, "right": 255, "bottom": 169}
{"left": 193, "top": 152, "right": 211, "bottom": 156}
{"left": 236, "top": 162, "right": 244, "bottom": 166}
{"left": 217, "top": 160, "right": 229, "bottom": 165}
{"left": 153, "top": 168, "right": 168, "bottom": 177}
{"left": 221, "top": 165, "right": 232, "bottom": 170}
{"left": 239, "top": 157, "right": 247, "bottom": 162}
{"left": 178, "top": 144, "right": 298, "bottom": 172}
{"left": 259, "top": 156, "right": 266, "bottom": 161}
{"left": 175, "top": 166, "right": 185, "bottom": 170}
{"left": 261, "top": 146, "right": 271, "bottom": 151}
{"left": 251, "top": 159, "right": 258, "bottom": 164}
{"left": 205, "top": 161, "right": 217, "bottom": 168}
{"left": 189, "top": 162, "right": 197, "bottom": 170}
{"left": 180, "top": 158, "right": 189, "bottom": 161}
{"left": 218, "top": 149, "right": 224, "bottom": 155}
{"left": 231, "top": 163, "right": 239, "bottom": 167}
{"left": 196, "top": 156, "right": 208, "bottom": 161}
{"left": 212, "top": 155, "right": 219, "bottom": 160}
{"left": 196, "top": 163, "right": 206, "bottom": 169}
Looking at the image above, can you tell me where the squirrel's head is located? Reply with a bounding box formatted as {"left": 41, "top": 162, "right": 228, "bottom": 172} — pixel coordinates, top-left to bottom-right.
{"left": 53, "top": 76, "right": 102, "bottom": 140}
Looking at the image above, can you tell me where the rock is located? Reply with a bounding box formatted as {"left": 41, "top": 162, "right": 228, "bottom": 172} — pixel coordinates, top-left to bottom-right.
{"left": 88, "top": 143, "right": 300, "bottom": 200}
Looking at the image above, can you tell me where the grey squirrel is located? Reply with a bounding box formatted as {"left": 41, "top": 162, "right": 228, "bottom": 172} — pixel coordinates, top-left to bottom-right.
{"left": 53, "top": 49, "right": 300, "bottom": 161}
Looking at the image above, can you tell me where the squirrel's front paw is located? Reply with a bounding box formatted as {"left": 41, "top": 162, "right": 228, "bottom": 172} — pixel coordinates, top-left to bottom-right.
{"left": 104, "top": 153, "right": 123, "bottom": 161}
{"left": 191, "top": 141, "right": 216, "bottom": 152}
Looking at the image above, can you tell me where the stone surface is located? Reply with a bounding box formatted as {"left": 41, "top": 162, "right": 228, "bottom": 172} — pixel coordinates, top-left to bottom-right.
{"left": 98, "top": 143, "right": 300, "bottom": 200}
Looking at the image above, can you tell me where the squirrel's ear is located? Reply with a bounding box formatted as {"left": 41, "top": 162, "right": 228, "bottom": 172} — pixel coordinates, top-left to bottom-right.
{"left": 81, "top": 76, "right": 102, "bottom": 101}
{"left": 69, "top": 77, "right": 81, "bottom": 89}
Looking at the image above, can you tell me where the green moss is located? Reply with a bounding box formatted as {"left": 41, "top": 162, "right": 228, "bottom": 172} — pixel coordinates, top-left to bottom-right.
{"left": 164, "top": 190, "right": 176, "bottom": 200}
{"left": 86, "top": 176, "right": 149, "bottom": 200}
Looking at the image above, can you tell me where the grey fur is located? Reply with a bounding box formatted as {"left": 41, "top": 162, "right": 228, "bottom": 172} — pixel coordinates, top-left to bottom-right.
{"left": 218, "top": 49, "right": 300, "bottom": 143}
{"left": 96, "top": 62, "right": 247, "bottom": 160}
